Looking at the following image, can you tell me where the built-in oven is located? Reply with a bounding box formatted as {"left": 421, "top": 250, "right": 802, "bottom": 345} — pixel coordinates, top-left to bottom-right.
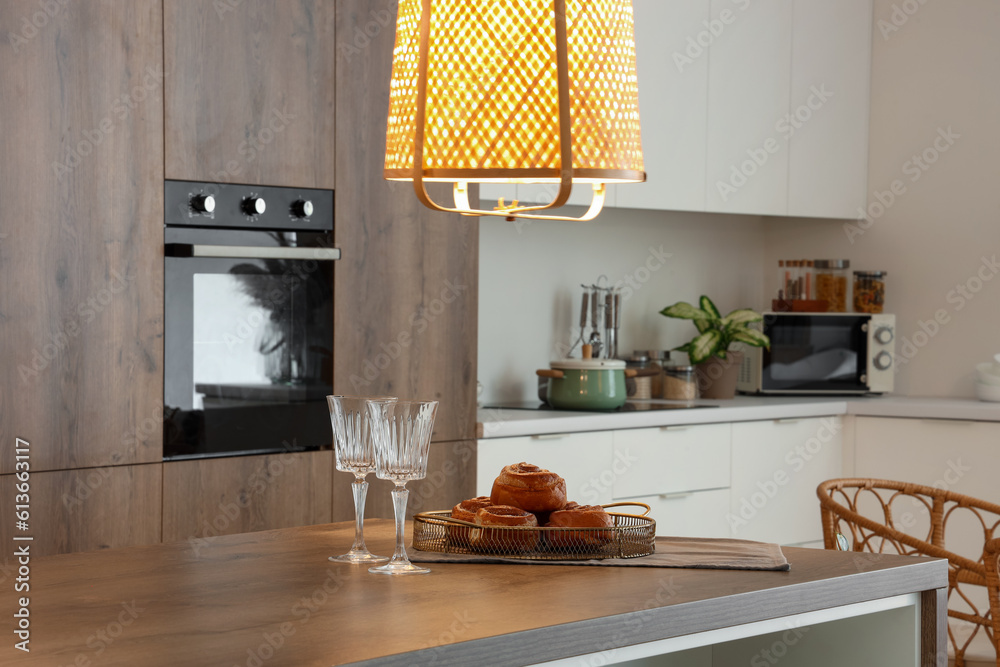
{"left": 163, "top": 180, "right": 338, "bottom": 460}
{"left": 737, "top": 312, "right": 896, "bottom": 395}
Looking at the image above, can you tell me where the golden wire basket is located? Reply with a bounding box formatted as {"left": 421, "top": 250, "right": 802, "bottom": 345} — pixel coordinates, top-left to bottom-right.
{"left": 412, "top": 502, "right": 656, "bottom": 560}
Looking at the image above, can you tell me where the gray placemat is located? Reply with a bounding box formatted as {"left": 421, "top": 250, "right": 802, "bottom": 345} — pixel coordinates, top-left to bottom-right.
{"left": 410, "top": 536, "right": 790, "bottom": 571}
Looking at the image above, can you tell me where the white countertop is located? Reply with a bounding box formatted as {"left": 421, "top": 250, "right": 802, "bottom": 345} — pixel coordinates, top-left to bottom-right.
{"left": 477, "top": 395, "right": 1000, "bottom": 439}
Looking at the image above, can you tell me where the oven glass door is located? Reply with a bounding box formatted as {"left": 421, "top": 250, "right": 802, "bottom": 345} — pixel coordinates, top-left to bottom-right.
{"left": 164, "top": 228, "right": 334, "bottom": 460}
{"left": 761, "top": 315, "right": 869, "bottom": 392}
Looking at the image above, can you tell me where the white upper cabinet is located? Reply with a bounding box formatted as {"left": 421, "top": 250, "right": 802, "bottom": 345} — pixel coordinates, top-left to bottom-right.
{"left": 705, "top": 0, "right": 792, "bottom": 215}
{"left": 615, "top": 0, "right": 710, "bottom": 212}
{"left": 787, "top": 0, "right": 873, "bottom": 219}
{"left": 615, "top": 0, "right": 872, "bottom": 219}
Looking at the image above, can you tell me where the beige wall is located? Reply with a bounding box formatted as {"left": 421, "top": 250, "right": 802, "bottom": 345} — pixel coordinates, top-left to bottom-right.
{"left": 478, "top": 208, "right": 765, "bottom": 404}
{"left": 763, "top": 0, "right": 1000, "bottom": 398}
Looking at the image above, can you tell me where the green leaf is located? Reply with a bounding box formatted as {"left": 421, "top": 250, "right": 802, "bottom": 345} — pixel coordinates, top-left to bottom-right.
{"left": 731, "top": 329, "right": 771, "bottom": 348}
{"left": 699, "top": 296, "right": 721, "bottom": 320}
{"left": 688, "top": 330, "right": 723, "bottom": 364}
{"left": 694, "top": 317, "right": 713, "bottom": 334}
{"left": 721, "top": 309, "right": 763, "bottom": 327}
{"left": 660, "top": 302, "right": 708, "bottom": 321}
{"left": 673, "top": 342, "right": 693, "bottom": 353}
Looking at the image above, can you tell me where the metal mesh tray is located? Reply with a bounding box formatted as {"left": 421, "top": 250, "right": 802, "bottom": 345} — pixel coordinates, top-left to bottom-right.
{"left": 412, "top": 502, "right": 656, "bottom": 560}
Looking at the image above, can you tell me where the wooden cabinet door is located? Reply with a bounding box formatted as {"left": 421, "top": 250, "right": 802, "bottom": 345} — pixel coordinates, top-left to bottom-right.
{"left": 0, "top": 1, "right": 164, "bottom": 473}
{"left": 0, "top": 464, "right": 162, "bottom": 557}
{"left": 730, "top": 417, "right": 843, "bottom": 545}
{"left": 162, "top": 451, "right": 333, "bottom": 543}
{"left": 164, "top": 0, "right": 336, "bottom": 188}
{"left": 334, "top": 0, "right": 478, "bottom": 444}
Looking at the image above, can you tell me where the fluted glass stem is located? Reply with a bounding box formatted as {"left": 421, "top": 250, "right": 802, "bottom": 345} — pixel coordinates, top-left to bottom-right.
{"left": 369, "top": 483, "right": 429, "bottom": 575}
{"left": 350, "top": 477, "right": 369, "bottom": 553}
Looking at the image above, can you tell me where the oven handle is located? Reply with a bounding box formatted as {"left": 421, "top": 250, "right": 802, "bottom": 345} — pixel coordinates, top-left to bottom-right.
{"left": 165, "top": 244, "right": 341, "bottom": 261}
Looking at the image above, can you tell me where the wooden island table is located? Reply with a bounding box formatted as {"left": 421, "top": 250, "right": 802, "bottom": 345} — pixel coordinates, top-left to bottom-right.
{"left": 3, "top": 520, "right": 947, "bottom": 666}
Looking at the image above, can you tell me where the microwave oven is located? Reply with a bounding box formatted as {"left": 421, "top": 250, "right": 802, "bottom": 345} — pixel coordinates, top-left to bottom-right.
{"left": 738, "top": 313, "right": 895, "bottom": 395}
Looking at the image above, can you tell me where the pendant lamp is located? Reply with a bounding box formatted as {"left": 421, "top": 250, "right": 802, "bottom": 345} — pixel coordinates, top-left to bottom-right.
{"left": 383, "top": 0, "right": 645, "bottom": 221}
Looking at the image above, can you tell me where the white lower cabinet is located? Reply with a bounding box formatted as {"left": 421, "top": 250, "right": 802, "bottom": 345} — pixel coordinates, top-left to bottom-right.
{"left": 611, "top": 424, "right": 733, "bottom": 538}
{"left": 853, "top": 417, "right": 999, "bottom": 503}
{"left": 628, "top": 488, "right": 732, "bottom": 539}
{"left": 476, "top": 431, "right": 615, "bottom": 504}
{"left": 477, "top": 415, "right": 844, "bottom": 545}
{"left": 729, "top": 416, "right": 843, "bottom": 545}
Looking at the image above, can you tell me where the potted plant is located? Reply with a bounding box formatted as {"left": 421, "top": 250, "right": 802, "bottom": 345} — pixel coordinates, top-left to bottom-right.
{"left": 660, "top": 296, "right": 770, "bottom": 399}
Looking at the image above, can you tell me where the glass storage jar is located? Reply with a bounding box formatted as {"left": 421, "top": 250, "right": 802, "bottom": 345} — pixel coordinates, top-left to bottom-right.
{"left": 814, "top": 260, "right": 850, "bottom": 312}
{"left": 853, "top": 271, "right": 887, "bottom": 313}
{"left": 663, "top": 364, "right": 698, "bottom": 401}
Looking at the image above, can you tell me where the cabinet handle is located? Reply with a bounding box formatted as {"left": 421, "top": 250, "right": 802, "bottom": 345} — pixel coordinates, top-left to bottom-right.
{"left": 166, "top": 243, "right": 341, "bottom": 261}
{"left": 919, "top": 419, "right": 974, "bottom": 426}
{"left": 658, "top": 492, "right": 693, "bottom": 500}
{"left": 531, "top": 433, "right": 568, "bottom": 440}
{"left": 659, "top": 425, "right": 692, "bottom": 432}
{"left": 773, "top": 418, "right": 804, "bottom": 425}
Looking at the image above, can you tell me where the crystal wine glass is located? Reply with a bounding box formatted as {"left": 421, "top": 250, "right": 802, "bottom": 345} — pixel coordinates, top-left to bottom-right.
{"left": 367, "top": 399, "right": 439, "bottom": 575}
{"left": 327, "top": 395, "right": 396, "bottom": 564}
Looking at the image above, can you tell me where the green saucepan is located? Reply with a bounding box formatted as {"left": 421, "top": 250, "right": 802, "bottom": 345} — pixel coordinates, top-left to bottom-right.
{"left": 536, "top": 359, "right": 637, "bottom": 411}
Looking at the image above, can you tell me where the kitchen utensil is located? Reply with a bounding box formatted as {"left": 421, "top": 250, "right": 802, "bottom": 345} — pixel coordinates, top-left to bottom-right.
{"left": 367, "top": 399, "right": 439, "bottom": 575}
{"left": 536, "top": 359, "right": 637, "bottom": 410}
{"left": 604, "top": 292, "right": 615, "bottom": 360}
{"left": 569, "top": 290, "right": 589, "bottom": 357}
{"left": 411, "top": 502, "right": 655, "bottom": 560}
{"left": 589, "top": 287, "right": 602, "bottom": 358}
{"left": 327, "top": 395, "right": 394, "bottom": 564}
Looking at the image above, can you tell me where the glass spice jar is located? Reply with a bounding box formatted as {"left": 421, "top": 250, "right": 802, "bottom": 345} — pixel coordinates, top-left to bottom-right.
{"left": 814, "top": 260, "right": 850, "bottom": 312}
{"left": 853, "top": 271, "right": 887, "bottom": 313}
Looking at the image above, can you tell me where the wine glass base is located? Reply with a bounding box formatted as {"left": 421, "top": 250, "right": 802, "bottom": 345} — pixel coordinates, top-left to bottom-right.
{"left": 368, "top": 562, "right": 430, "bottom": 575}
{"left": 330, "top": 552, "right": 389, "bottom": 564}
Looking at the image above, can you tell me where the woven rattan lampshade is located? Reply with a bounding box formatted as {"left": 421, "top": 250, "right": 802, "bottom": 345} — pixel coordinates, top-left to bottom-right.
{"left": 384, "top": 0, "right": 645, "bottom": 221}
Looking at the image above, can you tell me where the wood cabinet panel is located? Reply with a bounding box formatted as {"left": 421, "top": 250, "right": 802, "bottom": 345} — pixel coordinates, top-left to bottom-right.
{"left": 0, "top": 1, "right": 164, "bottom": 473}
{"left": 164, "top": 0, "right": 336, "bottom": 188}
{"left": 334, "top": 440, "right": 476, "bottom": 521}
{"left": 0, "top": 464, "right": 162, "bottom": 557}
{"left": 334, "top": 0, "right": 478, "bottom": 443}
{"left": 162, "top": 451, "right": 333, "bottom": 543}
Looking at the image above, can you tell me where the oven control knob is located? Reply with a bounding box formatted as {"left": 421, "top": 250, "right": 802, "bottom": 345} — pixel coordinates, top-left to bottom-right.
{"left": 242, "top": 197, "right": 266, "bottom": 216}
{"left": 190, "top": 194, "right": 215, "bottom": 214}
{"left": 874, "top": 351, "right": 893, "bottom": 371}
{"left": 291, "top": 199, "right": 314, "bottom": 218}
{"left": 874, "top": 327, "right": 894, "bottom": 345}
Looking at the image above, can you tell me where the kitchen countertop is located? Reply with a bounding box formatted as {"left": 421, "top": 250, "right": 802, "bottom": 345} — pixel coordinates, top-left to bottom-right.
{"left": 2, "top": 520, "right": 947, "bottom": 666}
{"left": 477, "top": 395, "right": 1000, "bottom": 438}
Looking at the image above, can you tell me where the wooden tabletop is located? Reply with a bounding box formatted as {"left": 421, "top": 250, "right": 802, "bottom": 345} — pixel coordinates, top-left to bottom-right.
{"left": 2, "top": 520, "right": 947, "bottom": 666}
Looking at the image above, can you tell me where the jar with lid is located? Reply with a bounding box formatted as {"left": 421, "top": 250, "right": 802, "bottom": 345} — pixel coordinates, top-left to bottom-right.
{"left": 625, "top": 353, "right": 652, "bottom": 399}
{"left": 644, "top": 350, "right": 669, "bottom": 398}
{"left": 814, "top": 260, "right": 850, "bottom": 312}
{"left": 663, "top": 363, "right": 698, "bottom": 401}
{"left": 853, "top": 271, "right": 887, "bottom": 313}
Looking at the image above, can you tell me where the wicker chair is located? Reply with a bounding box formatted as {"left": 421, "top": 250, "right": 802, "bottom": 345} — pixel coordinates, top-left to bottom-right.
{"left": 817, "top": 479, "right": 1000, "bottom": 667}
